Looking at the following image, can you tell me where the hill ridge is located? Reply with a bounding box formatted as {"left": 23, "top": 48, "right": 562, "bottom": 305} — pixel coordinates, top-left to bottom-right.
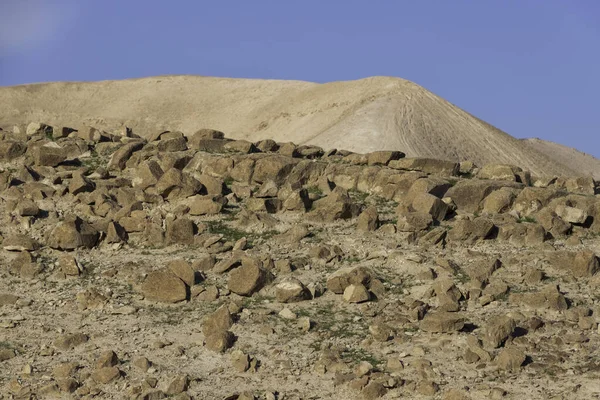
{"left": 0, "top": 75, "right": 597, "bottom": 178}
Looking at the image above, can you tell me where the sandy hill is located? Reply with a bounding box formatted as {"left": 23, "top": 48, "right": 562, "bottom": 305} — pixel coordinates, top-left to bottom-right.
{"left": 0, "top": 75, "right": 597, "bottom": 178}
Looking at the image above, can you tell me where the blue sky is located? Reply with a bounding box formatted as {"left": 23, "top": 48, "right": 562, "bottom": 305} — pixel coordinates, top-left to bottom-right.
{"left": 1, "top": 0, "right": 598, "bottom": 157}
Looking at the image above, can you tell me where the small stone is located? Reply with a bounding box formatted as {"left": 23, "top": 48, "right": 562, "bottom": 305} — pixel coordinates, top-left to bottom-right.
{"left": 417, "top": 380, "right": 440, "bottom": 396}
{"left": 355, "top": 361, "right": 373, "bottom": 377}
{"left": 362, "top": 381, "right": 388, "bottom": 399}
{"left": 95, "top": 350, "right": 119, "bottom": 369}
{"left": 205, "top": 330, "right": 234, "bottom": 353}
{"left": 133, "top": 357, "right": 151, "bottom": 372}
{"left": 279, "top": 307, "right": 297, "bottom": 320}
{"left": 231, "top": 350, "right": 250, "bottom": 372}
{"left": 166, "top": 374, "right": 189, "bottom": 395}
{"left": 202, "top": 305, "right": 233, "bottom": 336}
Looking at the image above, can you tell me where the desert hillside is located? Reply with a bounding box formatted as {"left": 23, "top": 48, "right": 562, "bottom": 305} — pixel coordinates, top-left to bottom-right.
{"left": 0, "top": 75, "right": 597, "bottom": 178}
{"left": 522, "top": 138, "right": 600, "bottom": 179}
{"left": 1, "top": 125, "right": 600, "bottom": 399}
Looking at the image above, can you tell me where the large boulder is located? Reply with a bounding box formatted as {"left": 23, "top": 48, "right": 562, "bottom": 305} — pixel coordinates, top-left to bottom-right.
{"left": 0, "top": 140, "right": 27, "bottom": 161}
{"left": 228, "top": 259, "right": 268, "bottom": 296}
{"left": 33, "top": 142, "right": 66, "bottom": 167}
{"left": 420, "top": 312, "right": 465, "bottom": 333}
{"left": 309, "top": 187, "right": 362, "bottom": 222}
{"left": 107, "top": 141, "right": 145, "bottom": 171}
{"left": 411, "top": 192, "right": 449, "bottom": 221}
{"left": 388, "top": 158, "right": 459, "bottom": 176}
{"left": 48, "top": 217, "right": 100, "bottom": 250}
{"left": 253, "top": 155, "right": 299, "bottom": 184}
{"left": 326, "top": 266, "right": 372, "bottom": 294}
{"left": 141, "top": 270, "right": 188, "bottom": 303}
{"left": 448, "top": 218, "right": 495, "bottom": 243}
{"left": 546, "top": 250, "right": 599, "bottom": 278}
{"left": 446, "top": 180, "right": 522, "bottom": 213}
{"left": 477, "top": 164, "right": 528, "bottom": 183}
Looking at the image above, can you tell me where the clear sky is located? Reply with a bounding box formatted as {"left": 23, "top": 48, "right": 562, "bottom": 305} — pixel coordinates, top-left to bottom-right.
{"left": 1, "top": 0, "right": 598, "bottom": 157}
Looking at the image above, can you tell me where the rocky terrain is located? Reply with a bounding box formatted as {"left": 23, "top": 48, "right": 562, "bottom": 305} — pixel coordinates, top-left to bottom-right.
{"left": 2, "top": 75, "right": 599, "bottom": 178}
{"left": 1, "top": 122, "right": 600, "bottom": 399}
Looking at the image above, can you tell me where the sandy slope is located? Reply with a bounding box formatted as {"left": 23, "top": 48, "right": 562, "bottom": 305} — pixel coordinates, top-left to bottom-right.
{"left": 0, "top": 75, "right": 597, "bottom": 177}
{"left": 522, "top": 138, "right": 600, "bottom": 179}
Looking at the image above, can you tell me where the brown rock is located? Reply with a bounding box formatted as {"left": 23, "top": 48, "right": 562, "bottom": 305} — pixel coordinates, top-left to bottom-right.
{"left": 205, "top": 330, "right": 234, "bottom": 353}
{"left": 69, "top": 172, "right": 95, "bottom": 195}
{"left": 95, "top": 350, "right": 119, "bottom": 369}
{"left": 48, "top": 216, "right": 99, "bottom": 250}
{"left": 91, "top": 366, "right": 121, "bottom": 384}
{"left": 188, "top": 196, "right": 223, "bottom": 215}
{"left": 357, "top": 206, "right": 379, "bottom": 232}
{"left": 495, "top": 348, "right": 526, "bottom": 371}
{"left": 33, "top": 143, "right": 66, "bottom": 166}
{"left": 412, "top": 192, "right": 449, "bottom": 221}
{"left": 0, "top": 140, "right": 27, "bottom": 160}
{"left": 108, "top": 141, "right": 145, "bottom": 170}
{"left": 3, "top": 234, "right": 39, "bottom": 252}
{"left": 362, "top": 381, "right": 388, "bottom": 399}
{"left": 166, "top": 218, "right": 196, "bottom": 245}
{"left": 448, "top": 218, "right": 495, "bottom": 243}
{"left": 166, "top": 374, "right": 189, "bottom": 395}
{"left": 142, "top": 270, "right": 188, "bottom": 303}
{"left": 367, "top": 150, "right": 404, "bottom": 166}
{"left": 420, "top": 312, "right": 465, "bottom": 333}
{"left": 167, "top": 259, "right": 196, "bottom": 287}
{"left": 326, "top": 266, "right": 372, "bottom": 294}
{"left": 0, "top": 348, "right": 16, "bottom": 362}
{"left": 483, "top": 316, "right": 516, "bottom": 349}
{"left": 53, "top": 333, "right": 89, "bottom": 351}
{"left": 228, "top": 261, "right": 267, "bottom": 296}
{"left": 202, "top": 305, "right": 233, "bottom": 336}
{"left": 446, "top": 180, "right": 522, "bottom": 213}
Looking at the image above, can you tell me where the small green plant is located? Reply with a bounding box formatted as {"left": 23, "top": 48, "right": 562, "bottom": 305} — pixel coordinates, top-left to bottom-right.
{"left": 223, "top": 176, "right": 234, "bottom": 187}
{"left": 349, "top": 189, "right": 369, "bottom": 203}
{"left": 517, "top": 216, "right": 537, "bottom": 224}
{"left": 0, "top": 341, "right": 14, "bottom": 349}
{"left": 306, "top": 186, "right": 323, "bottom": 196}
{"left": 341, "top": 348, "right": 382, "bottom": 367}
{"left": 206, "top": 220, "right": 248, "bottom": 242}
{"left": 81, "top": 150, "right": 106, "bottom": 171}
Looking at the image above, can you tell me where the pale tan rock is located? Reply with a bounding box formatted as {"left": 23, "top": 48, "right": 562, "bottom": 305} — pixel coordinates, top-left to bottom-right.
{"left": 357, "top": 206, "right": 379, "bottom": 232}
{"left": 343, "top": 283, "right": 370, "bottom": 303}
{"left": 275, "top": 278, "right": 310, "bottom": 303}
